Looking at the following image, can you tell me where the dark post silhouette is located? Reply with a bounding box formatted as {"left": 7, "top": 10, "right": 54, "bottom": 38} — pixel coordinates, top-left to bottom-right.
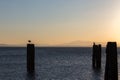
{"left": 27, "top": 41, "right": 35, "bottom": 73}
{"left": 92, "top": 43, "right": 101, "bottom": 69}
{"left": 92, "top": 43, "right": 96, "bottom": 68}
{"left": 96, "top": 44, "right": 101, "bottom": 68}
{"left": 104, "top": 42, "right": 118, "bottom": 80}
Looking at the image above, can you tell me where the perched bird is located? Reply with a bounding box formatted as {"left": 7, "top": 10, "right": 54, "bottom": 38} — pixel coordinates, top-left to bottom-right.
{"left": 28, "top": 40, "right": 31, "bottom": 43}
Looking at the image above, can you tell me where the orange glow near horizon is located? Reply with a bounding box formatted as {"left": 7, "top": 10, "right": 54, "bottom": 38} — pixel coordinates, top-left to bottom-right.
{"left": 0, "top": 1, "right": 120, "bottom": 46}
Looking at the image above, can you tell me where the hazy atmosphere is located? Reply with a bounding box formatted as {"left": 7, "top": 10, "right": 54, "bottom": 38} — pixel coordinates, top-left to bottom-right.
{"left": 0, "top": 0, "right": 120, "bottom": 46}
{"left": 0, "top": 1, "right": 120, "bottom": 80}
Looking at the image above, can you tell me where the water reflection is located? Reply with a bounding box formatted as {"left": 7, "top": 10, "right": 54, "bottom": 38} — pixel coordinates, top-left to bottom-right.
{"left": 26, "top": 72, "right": 35, "bottom": 80}
{"left": 91, "top": 69, "right": 102, "bottom": 80}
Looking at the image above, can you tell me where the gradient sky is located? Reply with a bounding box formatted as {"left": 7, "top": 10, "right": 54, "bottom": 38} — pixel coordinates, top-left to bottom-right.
{"left": 0, "top": 0, "right": 120, "bottom": 46}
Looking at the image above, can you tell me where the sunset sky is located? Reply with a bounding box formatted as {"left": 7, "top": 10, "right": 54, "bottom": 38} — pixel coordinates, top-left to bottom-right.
{"left": 0, "top": 0, "right": 120, "bottom": 46}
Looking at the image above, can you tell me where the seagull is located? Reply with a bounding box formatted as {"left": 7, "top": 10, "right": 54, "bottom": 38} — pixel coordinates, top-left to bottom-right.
{"left": 28, "top": 40, "right": 31, "bottom": 43}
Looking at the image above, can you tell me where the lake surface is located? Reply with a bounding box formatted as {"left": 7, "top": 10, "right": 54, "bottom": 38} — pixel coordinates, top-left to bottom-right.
{"left": 0, "top": 47, "right": 120, "bottom": 80}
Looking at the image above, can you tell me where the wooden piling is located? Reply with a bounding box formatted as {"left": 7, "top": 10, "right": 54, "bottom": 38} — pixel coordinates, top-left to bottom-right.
{"left": 92, "top": 43, "right": 101, "bottom": 69}
{"left": 92, "top": 43, "right": 96, "bottom": 68}
{"left": 104, "top": 42, "right": 118, "bottom": 80}
{"left": 96, "top": 44, "right": 101, "bottom": 68}
{"left": 27, "top": 44, "right": 35, "bottom": 73}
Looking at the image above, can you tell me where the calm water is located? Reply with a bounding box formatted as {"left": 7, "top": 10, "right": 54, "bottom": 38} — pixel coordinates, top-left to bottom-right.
{"left": 0, "top": 47, "right": 120, "bottom": 80}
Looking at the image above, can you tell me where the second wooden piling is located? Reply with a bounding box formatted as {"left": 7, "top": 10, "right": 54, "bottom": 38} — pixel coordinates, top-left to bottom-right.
{"left": 92, "top": 43, "right": 101, "bottom": 69}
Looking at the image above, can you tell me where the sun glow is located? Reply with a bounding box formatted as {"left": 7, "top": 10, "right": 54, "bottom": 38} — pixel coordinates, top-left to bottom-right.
{"left": 111, "top": 10, "right": 120, "bottom": 43}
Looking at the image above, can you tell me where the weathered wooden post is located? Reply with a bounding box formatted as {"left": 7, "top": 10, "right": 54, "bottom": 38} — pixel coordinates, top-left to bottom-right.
{"left": 27, "top": 40, "right": 35, "bottom": 73}
{"left": 96, "top": 44, "right": 101, "bottom": 68}
{"left": 104, "top": 42, "right": 118, "bottom": 80}
{"left": 92, "top": 43, "right": 96, "bottom": 68}
{"left": 92, "top": 43, "right": 101, "bottom": 69}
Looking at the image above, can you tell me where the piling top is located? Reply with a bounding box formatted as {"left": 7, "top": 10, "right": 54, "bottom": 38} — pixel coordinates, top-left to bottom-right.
{"left": 106, "top": 42, "right": 117, "bottom": 48}
{"left": 27, "top": 40, "right": 35, "bottom": 46}
{"left": 93, "top": 43, "right": 102, "bottom": 48}
{"left": 106, "top": 42, "right": 117, "bottom": 53}
{"left": 107, "top": 42, "right": 116, "bottom": 45}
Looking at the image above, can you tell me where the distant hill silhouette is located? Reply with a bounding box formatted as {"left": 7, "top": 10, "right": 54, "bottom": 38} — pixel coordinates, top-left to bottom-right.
{"left": 0, "top": 44, "right": 8, "bottom": 46}
{"left": 0, "top": 41, "right": 119, "bottom": 47}
{"left": 56, "top": 40, "right": 107, "bottom": 47}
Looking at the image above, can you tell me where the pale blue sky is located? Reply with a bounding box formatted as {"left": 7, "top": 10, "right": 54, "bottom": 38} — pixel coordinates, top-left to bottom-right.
{"left": 0, "top": 0, "right": 120, "bottom": 46}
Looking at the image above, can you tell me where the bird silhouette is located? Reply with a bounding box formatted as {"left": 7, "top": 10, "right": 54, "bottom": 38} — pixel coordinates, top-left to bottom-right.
{"left": 28, "top": 40, "right": 31, "bottom": 43}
